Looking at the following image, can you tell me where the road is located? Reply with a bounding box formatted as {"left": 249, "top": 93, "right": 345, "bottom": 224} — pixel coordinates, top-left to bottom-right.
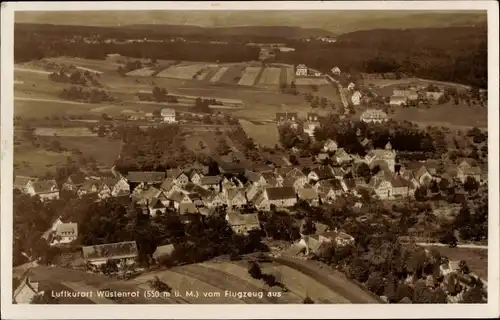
{"left": 415, "top": 242, "right": 488, "bottom": 250}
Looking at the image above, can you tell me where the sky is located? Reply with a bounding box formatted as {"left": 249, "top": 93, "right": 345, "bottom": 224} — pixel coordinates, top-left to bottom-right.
{"left": 15, "top": 10, "right": 486, "bottom": 33}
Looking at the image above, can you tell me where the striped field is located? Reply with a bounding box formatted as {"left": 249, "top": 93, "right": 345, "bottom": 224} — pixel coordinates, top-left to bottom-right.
{"left": 258, "top": 67, "right": 282, "bottom": 86}
{"left": 238, "top": 67, "right": 263, "bottom": 86}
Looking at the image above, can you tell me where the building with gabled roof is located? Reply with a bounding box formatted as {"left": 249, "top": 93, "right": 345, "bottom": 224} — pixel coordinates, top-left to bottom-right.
{"left": 127, "top": 171, "right": 165, "bottom": 184}
{"left": 13, "top": 274, "right": 43, "bottom": 304}
{"left": 226, "top": 211, "right": 261, "bottom": 235}
{"left": 264, "top": 186, "right": 297, "bottom": 208}
{"left": 161, "top": 108, "right": 176, "bottom": 123}
{"left": 152, "top": 244, "right": 176, "bottom": 262}
{"left": 360, "top": 109, "right": 388, "bottom": 123}
{"left": 27, "top": 180, "right": 59, "bottom": 202}
{"left": 297, "top": 187, "right": 319, "bottom": 205}
{"left": 82, "top": 241, "right": 138, "bottom": 267}
{"left": 13, "top": 175, "right": 38, "bottom": 194}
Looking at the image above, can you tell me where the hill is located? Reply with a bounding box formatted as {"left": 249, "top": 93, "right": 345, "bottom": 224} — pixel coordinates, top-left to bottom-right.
{"left": 16, "top": 256, "right": 382, "bottom": 304}
{"left": 15, "top": 11, "right": 486, "bottom": 34}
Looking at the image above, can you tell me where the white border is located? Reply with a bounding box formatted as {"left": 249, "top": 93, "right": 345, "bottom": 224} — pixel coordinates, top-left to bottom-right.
{"left": 1, "top": 1, "right": 499, "bottom": 319}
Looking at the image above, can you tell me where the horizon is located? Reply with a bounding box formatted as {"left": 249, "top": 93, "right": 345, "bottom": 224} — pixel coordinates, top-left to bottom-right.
{"left": 15, "top": 10, "right": 486, "bottom": 33}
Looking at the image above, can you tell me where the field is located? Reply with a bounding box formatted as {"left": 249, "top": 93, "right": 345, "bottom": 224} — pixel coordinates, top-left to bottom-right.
{"left": 218, "top": 65, "right": 246, "bottom": 83}
{"left": 34, "top": 127, "right": 96, "bottom": 137}
{"left": 239, "top": 119, "right": 280, "bottom": 148}
{"left": 156, "top": 64, "right": 207, "bottom": 80}
{"left": 365, "top": 77, "right": 471, "bottom": 92}
{"left": 390, "top": 103, "right": 487, "bottom": 129}
{"left": 209, "top": 66, "right": 229, "bottom": 83}
{"left": 14, "top": 144, "right": 73, "bottom": 177}
{"left": 126, "top": 67, "right": 156, "bottom": 77}
{"left": 258, "top": 67, "right": 282, "bottom": 86}
{"left": 295, "top": 77, "right": 330, "bottom": 86}
{"left": 238, "top": 67, "right": 263, "bottom": 86}
{"left": 431, "top": 247, "right": 488, "bottom": 280}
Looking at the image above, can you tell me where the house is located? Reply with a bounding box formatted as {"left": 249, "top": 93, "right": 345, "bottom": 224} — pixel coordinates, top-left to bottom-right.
{"left": 440, "top": 260, "right": 461, "bottom": 277}
{"left": 319, "top": 229, "right": 355, "bottom": 247}
{"left": 295, "top": 64, "right": 308, "bottom": 77}
{"left": 76, "top": 179, "right": 102, "bottom": 199}
{"left": 199, "top": 175, "right": 222, "bottom": 191}
{"left": 390, "top": 96, "right": 407, "bottom": 107}
{"left": 426, "top": 91, "right": 444, "bottom": 101}
{"left": 48, "top": 222, "right": 78, "bottom": 246}
{"left": 360, "top": 109, "right": 388, "bottom": 123}
{"left": 169, "top": 191, "right": 192, "bottom": 209}
{"left": 369, "top": 175, "right": 393, "bottom": 200}
{"left": 331, "top": 66, "right": 341, "bottom": 75}
{"left": 179, "top": 202, "right": 198, "bottom": 215}
{"left": 253, "top": 191, "right": 270, "bottom": 211}
{"left": 347, "top": 82, "right": 355, "bottom": 91}
{"left": 152, "top": 244, "right": 176, "bottom": 263}
{"left": 393, "top": 89, "right": 418, "bottom": 101}
{"left": 322, "top": 139, "right": 338, "bottom": 152}
{"left": 161, "top": 108, "right": 176, "bottom": 123}
{"left": 304, "top": 121, "right": 320, "bottom": 137}
{"left": 307, "top": 112, "right": 320, "bottom": 122}
{"left": 127, "top": 171, "right": 165, "bottom": 189}
{"left": 62, "top": 173, "right": 86, "bottom": 192}
{"left": 245, "top": 183, "right": 264, "bottom": 203}
{"left": 264, "top": 186, "right": 297, "bottom": 208}
{"left": 364, "top": 142, "right": 396, "bottom": 172}
{"left": 203, "top": 192, "right": 225, "bottom": 208}
{"left": 402, "top": 163, "right": 433, "bottom": 186}
{"left": 102, "top": 177, "right": 130, "bottom": 197}
{"left": 226, "top": 188, "right": 247, "bottom": 209}
{"left": 333, "top": 148, "right": 352, "bottom": 164}
{"left": 351, "top": 91, "right": 362, "bottom": 106}
{"left": 13, "top": 176, "right": 38, "bottom": 194}
{"left": 167, "top": 169, "right": 190, "bottom": 187}
{"left": 82, "top": 241, "right": 139, "bottom": 267}
{"left": 297, "top": 188, "right": 319, "bottom": 206}
{"left": 315, "top": 153, "right": 330, "bottom": 163}
{"left": 244, "top": 170, "right": 266, "bottom": 186}
{"left": 41, "top": 216, "right": 64, "bottom": 241}
{"left": 456, "top": 162, "right": 481, "bottom": 183}
{"left": 189, "top": 169, "right": 204, "bottom": 185}
{"left": 315, "top": 178, "right": 344, "bottom": 197}
{"left": 148, "top": 198, "right": 167, "bottom": 216}
{"left": 276, "top": 112, "right": 298, "bottom": 124}
{"left": 307, "top": 165, "right": 335, "bottom": 182}
{"left": 316, "top": 185, "right": 337, "bottom": 204}
{"left": 282, "top": 168, "right": 308, "bottom": 190}
{"left": 13, "top": 275, "right": 43, "bottom": 304}
{"left": 27, "top": 180, "right": 59, "bottom": 202}
{"left": 216, "top": 159, "right": 246, "bottom": 175}
{"left": 226, "top": 211, "right": 261, "bottom": 235}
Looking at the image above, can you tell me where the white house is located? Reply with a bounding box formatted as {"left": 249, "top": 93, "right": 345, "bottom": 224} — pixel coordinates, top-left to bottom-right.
{"left": 27, "top": 180, "right": 59, "bottom": 202}
{"left": 390, "top": 96, "right": 407, "bottom": 107}
{"left": 360, "top": 109, "right": 389, "bottom": 123}
{"left": 331, "top": 67, "right": 341, "bottom": 75}
{"left": 82, "top": 241, "right": 138, "bottom": 267}
{"left": 322, "top": 139, "right": 338, "bottom": 152}
{"left": 347, "top": 82, "right": 355, "bottom": 91}
{"left": 50, "top": 222, "right": 78, "bottom": 246}
{"left": 226, "top": 211, "right": 261, "bottom": 235}
{"left": 351, "top": 91, "right": 362, "bottom": 106}
{"left": 161, "top": 108, "right": 176, "bottom": 123}
{"left": 295, "top": 64, "right": 308, "bottom": 77}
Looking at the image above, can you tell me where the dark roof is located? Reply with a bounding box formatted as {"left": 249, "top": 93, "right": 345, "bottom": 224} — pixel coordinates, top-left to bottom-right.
{"left": 32, "top": 180, "right": 58, "bottom": 194}
{"left": 68, "top": 173, "right": 86, "bottom": 186}
{"left": 318, "top": 178, "right": 343, "bottom": 191}
{"left": 314, "top": 165, "right": 335, "bottom": 180}
{"left": 127, "top": 171, "right": 165, "bottom": 183}
{"left": 265, "top": 186, "right": 296, "bottom": 200}
{"left": 179, "top": 203, "right": 197, "bottom": 215}
{"left": 82, "top": 241, "right": 138, "bottom": 261}
{"left": 226, "top": 212, "right": 260, "bottom": 227}
{"left": 200, "top": 175, "right": 222, "bottom": 185}
{"left": 166, "top": 168, "right": 183, "bottom": 179}
{"left": 244, "top": 170, "right": 263, "bottom": 183}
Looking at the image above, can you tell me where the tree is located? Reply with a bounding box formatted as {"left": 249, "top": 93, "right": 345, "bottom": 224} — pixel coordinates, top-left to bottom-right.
{"left": 462, "top": 286, "right": 485, "bottom": 303}
{"left": 303, "top": 296, "right": 314, "bottom": 304}
{"left": 459, "top": 260, "right": 470, "bottom": 274}
{"left": 147, "top": 276, "right": 172, "bottom": 293}
{"left": 463, "top": 176, "right": 479, "bottom": 193}
{"left": 366, "top": 271, "right": 385, "bottom": 296}
{"left": 247, "top": 261, "right": 263, "bottom": 279}
{"left": 356, "top": 162, "right": 372, "bottom": 183}
{"left": 97, "top": 125, "right": 106, "bottom": 137}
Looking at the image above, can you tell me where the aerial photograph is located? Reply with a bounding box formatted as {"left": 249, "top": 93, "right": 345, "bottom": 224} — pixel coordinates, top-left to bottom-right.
{"left": 11, "top": 9, "right": 488, "bottom": 305}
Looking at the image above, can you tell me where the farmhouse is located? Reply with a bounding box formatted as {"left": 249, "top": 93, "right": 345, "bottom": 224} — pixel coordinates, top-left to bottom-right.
{"left": 161, "top": 108, "right": 176, "bottom": 123}
{"left": 225, "top": 188, "right": 247, "bottom": 209}
{"left": 457, "top": 165, "right": 482, "bottom": 183}
{"left": 102, "top": 177, "right": 130, "bottom": 197}
{"left": 308, "top": 165, "right": 335, "bottom": 182}
{"left": 13, "top": 176, "right": 38, "bottom": 194}
{"left": 226, "top": 211, "right": 261, "bottom": 235}
{"left": 360, "top": 109, "right": 388, "bottom": 123}
{"left": 42, "top": 216, "right": 64, "bottom": 241}
{"left": 27, "top": 180, "right": 59, "bottom": 202}
{"left": 82, "top": 241, "right": 139, "bottom": 267}
{"left": 390, "top": 96, "right": 407, "bottom": 107}
{"left": 307, "top": 112, "right": 320, "bottom": 122}
{"left": 333, "top": 148, "right": 352, "bottom": 164}
{"left": 393, "top": 89, "right": 418, "bottom": 101}
{"left": 295, "top": 64, "right": 308, "bottom": 77}
{"left": 331, "top": 67, "right": 341, "bottom": 75}
{"left": 62, "top": 173, "right": 86, "bottom": 192}
{"left": 426, "top": 91, "right": 444, "bottom": 101}
{"left": 169, "top": 191, "right": 193, "bottom": 209}
{"left": 50, "top": 222, "right": 78, "bottom": 246}
{"left": 261, "top": 171, "right": 283, "bottom": 187}
{"left": 244, "top": 170, "right": 266, "bottom": 186}
{"left": 264, "top": 186, "right": 297, "bottom": 208}
{"left": 148, "top": 198, "right": 167, "bottom": 216}
{"left": 179, "top": 202, "right": 198, "bottom": 215}
{"left": 351, "top": 91, "right": 362, "bottom": 106}
{"left": 199, "top": 175, "right": 222, "bottom": 191}
{"left": 203, "top": 192, "right": 225, "bottom": 208}
{"left": 77, "top": 179, "right": 102, "bottom": 199}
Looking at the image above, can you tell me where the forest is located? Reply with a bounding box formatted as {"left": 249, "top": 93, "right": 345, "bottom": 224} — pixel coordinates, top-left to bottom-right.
{"left": 14, "top": 23, "right": 487, "bottom": 88}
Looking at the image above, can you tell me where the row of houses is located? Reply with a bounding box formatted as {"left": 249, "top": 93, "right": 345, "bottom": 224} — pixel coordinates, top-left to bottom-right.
{"left": 389, "top": 88, "right": 445, "bottom": 107}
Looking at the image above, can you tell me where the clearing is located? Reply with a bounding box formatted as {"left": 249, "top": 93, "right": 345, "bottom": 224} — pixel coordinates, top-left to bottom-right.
{"left": 239, "top": 119, "right": 280, "bottom": 148}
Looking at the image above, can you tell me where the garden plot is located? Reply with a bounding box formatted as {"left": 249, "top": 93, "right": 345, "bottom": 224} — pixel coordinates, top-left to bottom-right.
{"left": 258, "top": 67, "right": 282, "bottom": 86}
{"left": 209, "top": 66, "right": 229, "bottom": 83}
{"left": 34, "top": 127, "right": 96, "bottom": 137}
{"left": 285, "top": 67, "right": 295, "bottom": 85}
{"left": 156, "top": 64, "right": 207, "bottom": 80}
{"left": 295, "top": 77, "right": 329, "bottom": 86}
{"left": 126, "top": 67, "right": 156, "bottom": 77}
{"left": 238, "top": 67, "right": 263, "bottom": 86}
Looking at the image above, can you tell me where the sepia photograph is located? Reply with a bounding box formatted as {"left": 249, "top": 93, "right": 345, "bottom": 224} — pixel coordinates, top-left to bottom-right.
{"left": 1, "top": 1, "right": 499, "bottom": 319}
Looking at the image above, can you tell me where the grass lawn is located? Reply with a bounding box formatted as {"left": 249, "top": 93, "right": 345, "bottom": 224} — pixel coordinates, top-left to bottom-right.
{"left": 14, "top": 144, "right": 72, "bottom": 177}
{"left": 239, "top": 119, "right": 280, "bottom": 148}
{"left": 390, "top": 103, "right": 487, "bottom": 129}
{"left": 432, "top": 247, "right": 488, "bottom": 280}
{"left": 46, "top": 136, "right": 122, "bottom": 167}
